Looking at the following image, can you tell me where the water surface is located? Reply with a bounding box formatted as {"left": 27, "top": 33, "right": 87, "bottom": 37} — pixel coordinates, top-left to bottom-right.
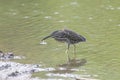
{"left": 0, "top": 0, "right": 120, "bottom": 80}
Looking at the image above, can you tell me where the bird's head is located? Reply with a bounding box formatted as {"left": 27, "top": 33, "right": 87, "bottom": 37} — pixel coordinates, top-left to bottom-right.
{"left": 79, "top": 35, "right": 86, "bottom": 42}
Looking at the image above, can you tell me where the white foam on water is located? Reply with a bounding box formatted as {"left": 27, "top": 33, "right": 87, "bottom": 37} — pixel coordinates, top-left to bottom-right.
{"left": 54, "top": 12, "right": 59, "bottom": 15}
{"left": 46, "top": 73, "right": 99, "bottom": 80}
{"left": 44, "top": 16, "right": 52, "bottom": 19}
{"left": 108, "top": 19, "right": 112, "bottom": 22}
{"left": 12, "top": 12, "right": 17, "bottom": 15}
{"left": 0, "top": 52, "right": 25, "bottom": 60}
{"left": 21, "top": 3, "right": 25, "bottom": 6}
{"left": 70, "top": 2, "right": 78, "bottom": 5}
{"left": 117, "top": 24, "right": 120, "bottom": 26}
{"left": 34, "top": 3, "right": 39, "bottom": 6}
{"left": 0, "top": 61, "right": 68, "bottom": 80}
{"left": 117, "top": 7, "right": 120, "bottom": 10}
{"left": 33, "top": 10, "right": 38, "bottom": 13}
{"left": 104, "top": 5, "right": 120, "bottom": 10}
{"left": 88, "top": 17, "right": 93, "bottom": 20}
{"left": 58, "top": 20, "right": 65, "bottom": 23}
{"left": 24, "top": 16, "right": 29, "bottom": 19}
{"left": 40, "top": 41, "right": 47, "bottom": 45}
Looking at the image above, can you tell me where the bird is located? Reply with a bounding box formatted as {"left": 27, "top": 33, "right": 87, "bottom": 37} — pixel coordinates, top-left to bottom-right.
{"left": 41, "top": 29, "right": 86, "bottom": 62}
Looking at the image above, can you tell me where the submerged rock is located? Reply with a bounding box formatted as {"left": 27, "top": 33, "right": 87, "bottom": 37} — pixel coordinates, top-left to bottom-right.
{"left": 0, "top": 51, "right": 25, "bottom": 60}
{"left": 0, "top": 51, "right": 4, "bottom": 58}
{"left": 0, "top": 61, "right": 41, "bottom": 80}
{"left": 8, "top": 71, "right": 19, "bottom": 77}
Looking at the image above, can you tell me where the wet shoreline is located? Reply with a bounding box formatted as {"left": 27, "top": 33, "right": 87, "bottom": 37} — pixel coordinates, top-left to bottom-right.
{"left": 0, "top": 51, "right": 98, "bottom": 80}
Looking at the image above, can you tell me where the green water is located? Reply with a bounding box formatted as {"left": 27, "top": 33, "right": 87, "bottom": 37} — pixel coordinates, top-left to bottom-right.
{"left": 0, "top": 0, "right": 120, "bottom": 80}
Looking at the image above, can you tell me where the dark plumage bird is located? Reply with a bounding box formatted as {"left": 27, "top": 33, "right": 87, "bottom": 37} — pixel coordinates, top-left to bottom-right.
{"left": 41, "top": 29, "right": 86, "bottom": 61}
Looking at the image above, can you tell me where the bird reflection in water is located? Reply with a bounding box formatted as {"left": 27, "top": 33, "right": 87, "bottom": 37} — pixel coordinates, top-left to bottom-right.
{"left": 50, "top": 58, "right": 87, "bottom": 73}
{"left": 59, "top": 58, "right": 87, "bottom": 67}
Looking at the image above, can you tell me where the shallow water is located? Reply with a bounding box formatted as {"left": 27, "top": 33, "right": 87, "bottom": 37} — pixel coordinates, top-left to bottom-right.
{"left": 0, "top": 0, "right": 120, "bottom": 80}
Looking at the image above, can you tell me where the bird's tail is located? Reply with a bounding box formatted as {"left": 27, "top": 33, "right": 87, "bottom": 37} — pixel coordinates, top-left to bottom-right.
{"left": 41, "top": 35, "right": 51, "bottom": 41}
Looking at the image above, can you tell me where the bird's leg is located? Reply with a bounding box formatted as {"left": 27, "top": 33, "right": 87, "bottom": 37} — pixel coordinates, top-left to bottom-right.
{"left": 53, "top": 37, "right": 71, "bottom": 62}
{"left": 65, "top": 49, "right": 69, "bottom": 62}
{"left": 66, "top": 43, "right": 70, "bottom": 62}
{"left": 73, "top": 44, "right": 76, "bottom": 59}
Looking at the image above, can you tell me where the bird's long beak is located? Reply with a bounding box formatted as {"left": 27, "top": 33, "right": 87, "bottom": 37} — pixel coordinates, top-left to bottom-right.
{"left": 82, "top": 37, "right": 86, "bottom": 42}
{"left": 41, "top": 35, "right": 51, "bottom": 41}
